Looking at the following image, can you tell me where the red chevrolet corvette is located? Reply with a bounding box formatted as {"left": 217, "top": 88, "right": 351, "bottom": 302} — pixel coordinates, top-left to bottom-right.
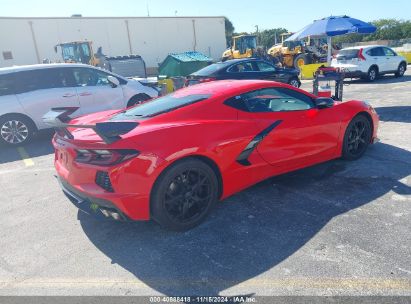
{"left": 44, "top": 80, "right": 379, "bottom": 231}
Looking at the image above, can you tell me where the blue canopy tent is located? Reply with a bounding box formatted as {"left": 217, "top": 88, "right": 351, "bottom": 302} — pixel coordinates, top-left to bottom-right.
{"left": 285, "top": 16, "right": 377, "bottom": 63}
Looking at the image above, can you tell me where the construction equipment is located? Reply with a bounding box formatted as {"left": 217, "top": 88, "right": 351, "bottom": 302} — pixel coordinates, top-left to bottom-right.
{"left": 54, "top": 41, "right": 151, "bottom": 81}
{"left": 267, "top": 33, "right": 329, "bottom": 69}
{"left": 222, "top": 35, "right": 258, "bottom": 61}
{"left": 54, "top": 41, "right": 108, "bottom": 68}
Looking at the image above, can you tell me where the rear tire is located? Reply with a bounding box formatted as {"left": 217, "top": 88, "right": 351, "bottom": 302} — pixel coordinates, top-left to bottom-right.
{"left": 288, "top": 77, "right": 301, "bottom": 88}
{"left": 127, "top": 94, "right": 151, "bottom": 107}
{"left": 395, "top": 62, "right": 406, "bottom": 77}
{"left": 151, "top": 158, "right": 218, "bottom": 231}
{"left": 342, "top": 115, "right": 372, "bottom": 160}
{"left": 0, "top": 115, "right": 35, "bottom": 146}
{"left": 366, "top": 66, "right": 378, "bottom": 82}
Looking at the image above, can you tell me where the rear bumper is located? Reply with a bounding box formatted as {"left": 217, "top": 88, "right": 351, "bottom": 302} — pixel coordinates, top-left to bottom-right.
{"left": 342, "top": 70, "right": 367, "bottom": 79}
{"left": 58, "top": 176, "right": 129, "bottom": 221}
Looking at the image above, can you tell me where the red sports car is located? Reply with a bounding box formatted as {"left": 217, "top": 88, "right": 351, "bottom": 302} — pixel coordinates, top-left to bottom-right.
{"left": 44, "top": 80, "right": 379, "bottom": 231}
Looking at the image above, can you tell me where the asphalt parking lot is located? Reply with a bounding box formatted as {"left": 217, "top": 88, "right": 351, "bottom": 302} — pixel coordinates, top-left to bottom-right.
{"left": 0, "top": 71, "right": 410, "bottom": 297}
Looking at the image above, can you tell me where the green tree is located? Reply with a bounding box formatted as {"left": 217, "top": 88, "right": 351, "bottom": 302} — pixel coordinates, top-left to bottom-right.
{"left": 257, "top": 28, "right": 288, "bottom": 49}
{"left": 364, "top": 19, "right": 404, "bottom": 41}
{"left": 224, "top": 17, "right": 235, "bottom": 47}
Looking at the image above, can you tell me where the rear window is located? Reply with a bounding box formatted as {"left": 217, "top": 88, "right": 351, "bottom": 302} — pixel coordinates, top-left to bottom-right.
{"left": 336, "top": 49, "right": 359, "bottom": 60}
{"left": 192, "top": 63, "right": 226, "bottom": 76}
{"left": 114, "top": 93, "right": 211, "bottom": 118}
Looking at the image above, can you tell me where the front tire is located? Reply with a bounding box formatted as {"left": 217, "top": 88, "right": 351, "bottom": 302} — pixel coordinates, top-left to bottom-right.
{"left": 0, "top": 115, "right": 35, "bottom": 146}
{"left": 151, "top": 159, "right": 219, "bottom": 231}
{"left": 395, "top": 62, "right": 406, "bottom": 77}
{"left": 293, "top": 54, "right": 307, "bottom": 70}
{"left": 342, "top": 115, "right": 372, "bottom": 160}
{"left": 127, "top": 94, "right": 151, "bottom": 107}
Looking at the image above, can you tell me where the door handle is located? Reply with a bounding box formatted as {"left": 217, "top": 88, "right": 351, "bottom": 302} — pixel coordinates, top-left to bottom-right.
{"left": 79, "top": 92, "right": 92, "bottom": 96}
{"left": 62, "top": 93, "right": 76, "bottom": 98}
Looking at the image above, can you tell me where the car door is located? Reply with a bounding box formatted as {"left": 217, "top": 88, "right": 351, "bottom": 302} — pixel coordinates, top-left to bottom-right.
{"left": 71, "top": 67, "right": 125, "bottom": 115}
{"left": 224, "top": 61, "right": 259, "bottom": 80}
{"left": 369, "top": 47, "right": 388, "bottom": 72}
{"left": 15, "top": 68, "right": 80, "bottom": 129}
{"left": 382, "top": 47, "right": 401, "bottom": 71}
{"left": 254, "top": 61, "right": 286, "bottom": 82}
{"left": 233, "top": 87, "right": 341, "bottom": 168}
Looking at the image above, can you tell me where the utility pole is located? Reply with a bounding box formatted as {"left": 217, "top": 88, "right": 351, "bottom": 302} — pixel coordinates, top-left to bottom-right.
{"left": 255, "top": 25, "right": 259, "bottom": 45}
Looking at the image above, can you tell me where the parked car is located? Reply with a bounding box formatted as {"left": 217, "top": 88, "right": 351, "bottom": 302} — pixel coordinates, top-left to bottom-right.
{"left": 185, "top": 58, "right": 301, "bottom": 88}
{"left": 44, "top": 80, "right": 379, "bottom": 231}
{"left": 331, "top": 45, "right": 407, "bottom": 81}
{"left": 0, "top": 63, "right": 159, "bottom": 146}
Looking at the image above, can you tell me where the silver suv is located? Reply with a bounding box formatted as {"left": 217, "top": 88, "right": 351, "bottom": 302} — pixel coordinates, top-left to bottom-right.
{"left": 0, "top": 63, "right": 159, "bottom": 146}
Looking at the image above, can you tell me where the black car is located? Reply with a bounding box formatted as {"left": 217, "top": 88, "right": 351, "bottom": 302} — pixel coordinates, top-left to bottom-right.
{"left": 185, "top": 58, "right": 301, "bottom": 88}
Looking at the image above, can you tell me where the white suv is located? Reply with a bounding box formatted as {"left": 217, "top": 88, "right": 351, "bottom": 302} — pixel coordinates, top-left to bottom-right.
{"left": 331, "top": 45, "right": 407, "bottom": 82}
{"left": 0, "top": 63, "right": 159, "bottom": 145}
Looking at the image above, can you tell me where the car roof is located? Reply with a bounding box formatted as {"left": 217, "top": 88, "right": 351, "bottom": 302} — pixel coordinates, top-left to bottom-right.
{"left": 0, "top": 63, "right": 98, "bottom": 75}
{"left": 173, "top": 79, "right": 301, "bottom": 98}
{"left": 219, "top": 58, "right": 261, "bottom": 64}
{"left": 340, "top": 45, "right": 388, "bottom": 51}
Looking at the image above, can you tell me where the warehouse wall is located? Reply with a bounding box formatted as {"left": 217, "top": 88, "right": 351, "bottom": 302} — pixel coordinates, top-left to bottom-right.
{"left": 0, "top": 17, "right": 226, "bottom": 69}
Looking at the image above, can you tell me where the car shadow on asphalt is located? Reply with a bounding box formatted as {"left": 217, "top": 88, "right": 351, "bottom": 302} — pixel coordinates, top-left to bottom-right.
{"left": 0, "top": 130, "right": 54, "bottom": 164}
{"left": 344, "top": 74, "right": 411, "bottom": 85}
{"left": 78, "top": 142, "right": 411, "bottom": 295}
{"left": 376, "top": 106, "right": 411, "bottom": 123}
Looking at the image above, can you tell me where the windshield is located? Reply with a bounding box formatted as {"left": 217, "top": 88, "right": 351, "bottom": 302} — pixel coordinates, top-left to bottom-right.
{"left": 115, "top": 93, "right": 211, "bottom": 118}
{"left": 60, "top": 43, "right": 91, "bottom": 63}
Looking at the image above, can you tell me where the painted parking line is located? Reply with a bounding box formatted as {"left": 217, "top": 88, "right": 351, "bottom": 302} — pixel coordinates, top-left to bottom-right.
{"left": 0, "top": 278, "right": 410, "bottom": 291}
{"left": 16, "top": 147, "right": 34, "bottom": 167}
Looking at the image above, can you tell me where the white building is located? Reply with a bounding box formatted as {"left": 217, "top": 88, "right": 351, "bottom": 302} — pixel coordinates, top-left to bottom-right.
{"left": 0, "top": 16, "right": 226, "bottom": 70}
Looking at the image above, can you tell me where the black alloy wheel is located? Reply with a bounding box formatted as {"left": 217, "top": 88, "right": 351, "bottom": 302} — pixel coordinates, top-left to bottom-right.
{"left": 151, "top": 159, "right": 218, "bottom": 231}
{"left": 342, "top": 115, "right": 372, "bottom": 160}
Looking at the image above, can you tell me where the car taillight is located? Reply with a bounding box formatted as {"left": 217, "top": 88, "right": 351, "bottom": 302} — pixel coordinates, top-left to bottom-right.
{"left": 75, "top": 149, "right": 139, "bottom": 166}
{"left": 358, "top": 48, "right": 366, "bottom": 61}
{"left": 199, "top": 77, "right": 216, "bottom": 83}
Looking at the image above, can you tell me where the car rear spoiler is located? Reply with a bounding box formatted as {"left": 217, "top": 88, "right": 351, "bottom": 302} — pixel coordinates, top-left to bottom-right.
{"left": 42, "top": 107, "right": 138, "bottom": 144}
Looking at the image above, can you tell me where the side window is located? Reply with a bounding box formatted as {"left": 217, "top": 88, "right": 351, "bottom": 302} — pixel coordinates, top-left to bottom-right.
{"left": 53, "top": 68, "right": 76, "bottom": 87}
{"left": 256, "top": 61, "right": 276, "bottom": 72}
{"left": 72, "top": 68, "right": 111, "bottom": 87}
{"left": 15, "top": 68, "right": 77, "bottom": 94}
{"left": 0, "top": 74, "right": 15, "bottom": 96}
{"left": 369, "top": 47, "right": 385, "bottom": 56}
{"left": 225, "top": 87, "right": 313, "bottom": 113}
{"left": 383, "top": 47, "right": 396, "bottom": 56}
{"left": 228, "top": 62, "right": 255, "bottom": 73}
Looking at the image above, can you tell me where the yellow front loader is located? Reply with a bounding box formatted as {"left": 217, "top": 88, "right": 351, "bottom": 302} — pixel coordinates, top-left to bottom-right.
{"left": 222, "top": 35, "right": 258, "bottom": 61}
{"left": 54, "top": 41, "right": 105, "bottom": 67}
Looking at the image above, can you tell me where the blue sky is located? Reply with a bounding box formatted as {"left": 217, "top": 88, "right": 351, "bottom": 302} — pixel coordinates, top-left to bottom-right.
{"left": 1, "top": 0, "right": 410, "bottom": 32}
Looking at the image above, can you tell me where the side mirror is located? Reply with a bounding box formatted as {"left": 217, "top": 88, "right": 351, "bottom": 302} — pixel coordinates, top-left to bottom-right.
{"left": 54, "top": 46, "right": 58, "bottom": 53}
{"left": 107, "top": 76, "right": 120, "bottom": 88}
{"left": 314, "top": 97, "right": 334, "bottom": 109}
